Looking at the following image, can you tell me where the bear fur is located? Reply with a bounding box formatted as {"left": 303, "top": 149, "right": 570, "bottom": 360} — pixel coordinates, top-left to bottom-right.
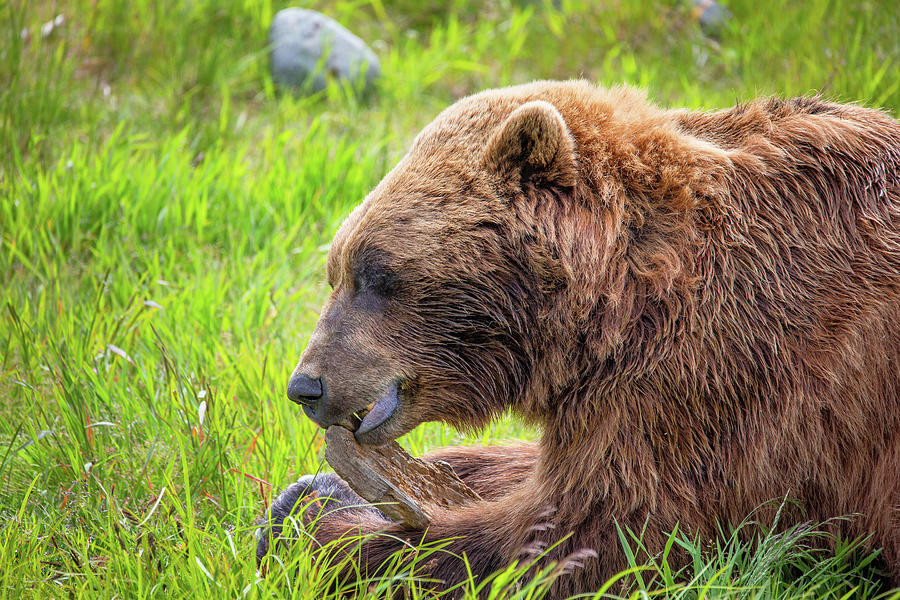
{"left": 261, "top": 80, "right": 900, "bottom": 596}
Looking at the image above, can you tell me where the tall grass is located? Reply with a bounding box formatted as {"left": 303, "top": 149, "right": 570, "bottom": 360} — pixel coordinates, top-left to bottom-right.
{"left": 2, "top": 0, "right": 899, "bottom": 598}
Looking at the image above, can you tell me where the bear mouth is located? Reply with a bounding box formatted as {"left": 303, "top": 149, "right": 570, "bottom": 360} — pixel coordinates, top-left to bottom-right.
{"left": 352, "top": 380, "right": 401, "bottom": 438}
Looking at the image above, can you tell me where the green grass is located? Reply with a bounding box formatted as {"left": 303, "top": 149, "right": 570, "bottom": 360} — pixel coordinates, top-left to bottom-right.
{"left": 2, "top": 0, "right": 900, "bottom": 597}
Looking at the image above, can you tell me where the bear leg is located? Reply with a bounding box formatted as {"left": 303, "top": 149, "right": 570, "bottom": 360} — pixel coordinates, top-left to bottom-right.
{"left": 257, "top": 443, "right": 538, "bottom": 566}
{"left": 421, "top": 442, "right": 539, "bottom": 501}
{"left": 255, "top": 471, "right": 388, "bottom": 564}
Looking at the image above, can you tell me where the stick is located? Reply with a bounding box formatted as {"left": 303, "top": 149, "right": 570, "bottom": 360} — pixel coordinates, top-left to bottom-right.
{"left": 324, "top": 426, "right": 482, "bottom": 528}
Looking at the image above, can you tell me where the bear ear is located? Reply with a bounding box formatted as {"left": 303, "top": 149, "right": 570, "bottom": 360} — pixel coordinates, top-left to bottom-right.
{"left": 482, "top": 100, "right": 577, "bottom": 189}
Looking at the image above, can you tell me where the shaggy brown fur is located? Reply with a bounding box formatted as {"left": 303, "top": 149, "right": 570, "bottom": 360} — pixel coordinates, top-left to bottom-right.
{"left": 262, "top": 80, "right": 900, "bottom": 596}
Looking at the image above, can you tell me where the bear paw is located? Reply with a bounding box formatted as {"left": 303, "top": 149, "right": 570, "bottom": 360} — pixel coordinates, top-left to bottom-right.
{"left": 255, "top": 472, "right": 387, "bottom": 563}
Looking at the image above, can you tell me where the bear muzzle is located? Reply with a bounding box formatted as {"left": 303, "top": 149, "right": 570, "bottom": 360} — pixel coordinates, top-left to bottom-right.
{"left": 286, "top": 372, "right": 331, "bottom": 426}
{"left": 287, "top": 372, "right": 403, "bottom": 442}
{"left": 286, "top": 373, "right": 323, "bottom": 405}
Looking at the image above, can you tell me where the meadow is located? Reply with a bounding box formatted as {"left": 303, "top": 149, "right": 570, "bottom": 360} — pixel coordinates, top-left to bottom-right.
{"left": 2, "top": 0, "right": 900, "bottom": 597}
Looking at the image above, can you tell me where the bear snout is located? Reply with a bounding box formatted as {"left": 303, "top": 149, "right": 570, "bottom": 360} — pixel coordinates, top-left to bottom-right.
{"left": 286, "top": 373, "right": 324, "bottom": 406}
{"left": 286, "top": 372, "right": 332, "bottom": 427}
{"left": 287, "top": 367, "right": 406, "bottom": 439}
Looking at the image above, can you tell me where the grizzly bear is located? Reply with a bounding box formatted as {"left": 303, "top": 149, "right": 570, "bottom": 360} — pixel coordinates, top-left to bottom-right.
{"left": 258, "top": 80, "right": 900, "bottom": 596}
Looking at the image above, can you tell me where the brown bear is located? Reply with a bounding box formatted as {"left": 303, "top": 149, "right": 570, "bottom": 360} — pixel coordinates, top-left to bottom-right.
{"left": 259, "top": 80, "right": 900, "bottom": 596}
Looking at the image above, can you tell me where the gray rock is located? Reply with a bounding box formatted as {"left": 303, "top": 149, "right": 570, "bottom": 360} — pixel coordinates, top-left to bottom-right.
{"left": 693, "top": 0, "right": 731, "bottom": 37}
{"left": 269, "top": 8, "right": 380, "bottom": 94}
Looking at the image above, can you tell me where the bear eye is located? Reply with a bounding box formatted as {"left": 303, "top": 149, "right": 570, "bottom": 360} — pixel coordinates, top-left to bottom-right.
{"left": 353, "top": 250, "right": 400, "bottom": 297}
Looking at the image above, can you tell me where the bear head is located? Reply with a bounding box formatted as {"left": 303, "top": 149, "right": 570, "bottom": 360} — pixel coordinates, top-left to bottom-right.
{"left": 287, "top": 89, "right": 594, "bottom": 445}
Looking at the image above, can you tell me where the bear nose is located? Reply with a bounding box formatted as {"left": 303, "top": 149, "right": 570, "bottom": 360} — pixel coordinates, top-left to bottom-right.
{"left": 286, "top": 374, "right": 323, "bottom": 406}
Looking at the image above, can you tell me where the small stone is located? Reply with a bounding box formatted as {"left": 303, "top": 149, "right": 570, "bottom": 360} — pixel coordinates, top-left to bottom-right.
{"left": 692, "top": 0, "right": 731, "bottom": 37}
{"left": 268, "top": 8, "right": 381, "bottom": 94}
